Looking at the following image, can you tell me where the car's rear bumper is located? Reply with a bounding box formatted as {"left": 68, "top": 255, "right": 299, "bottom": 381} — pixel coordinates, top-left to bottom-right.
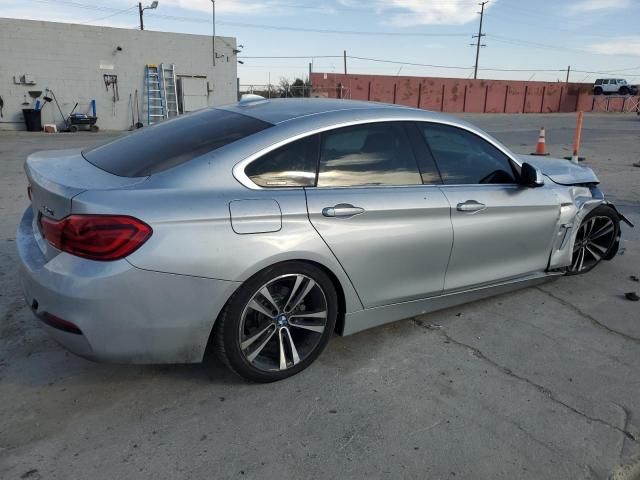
{"left": 17, "top": 207, "right": 239, "bottom": 364}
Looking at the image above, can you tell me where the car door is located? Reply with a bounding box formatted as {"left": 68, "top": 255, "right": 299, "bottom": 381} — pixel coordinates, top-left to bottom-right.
{"left": 603, "top": 79, "right": 614, "bottom": 93}
{"left": 305, "top": 121, "right": 453, "bottom": 308}
{"left": 413, "top": 122, "right": 560, "bottom": 292}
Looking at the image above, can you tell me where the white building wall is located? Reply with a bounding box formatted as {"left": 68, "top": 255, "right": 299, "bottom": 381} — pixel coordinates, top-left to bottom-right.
{"left": 0, "top": 18, "right": 237, "bottom": 131}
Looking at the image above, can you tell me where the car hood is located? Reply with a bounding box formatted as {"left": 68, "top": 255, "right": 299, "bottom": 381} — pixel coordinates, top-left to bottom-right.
{"left": 516, "top": 154, "right": 600, "bottom": 185}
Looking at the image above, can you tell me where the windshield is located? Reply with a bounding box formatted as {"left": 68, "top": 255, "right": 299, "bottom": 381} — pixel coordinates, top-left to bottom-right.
{"left": 83, "top": 108, "right": 272, "bottom": 177}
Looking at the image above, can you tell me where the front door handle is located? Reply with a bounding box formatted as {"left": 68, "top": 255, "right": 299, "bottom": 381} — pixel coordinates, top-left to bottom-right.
{"left": 456, "top": 200, "right": 486, "bottom": 213}
{"left": 322, "top": 204, "right": 365, "bottom": 218}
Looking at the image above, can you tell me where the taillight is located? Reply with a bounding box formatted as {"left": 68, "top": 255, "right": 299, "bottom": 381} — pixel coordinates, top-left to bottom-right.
{"left": 40, "top": 215, "right": 152, "bottom": 261}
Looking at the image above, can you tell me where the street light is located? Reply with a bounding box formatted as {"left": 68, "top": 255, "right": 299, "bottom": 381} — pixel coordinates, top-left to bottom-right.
{"left": 138, "top": 1, "right": 158, "bottom": 31}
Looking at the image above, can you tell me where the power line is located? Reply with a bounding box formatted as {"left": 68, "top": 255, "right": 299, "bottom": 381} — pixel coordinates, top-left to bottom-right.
{"left": 147, "top": 14, "right": 472, "bottom": 37}
{"left": 240, "top": 55, "right": 640, "bottom": 76}
{"left": 80, "top": 6, "right": 136, "bottom": 25}
{"left": 346, "top": 56, "right": 472, "bottom": 70}
{"left": 17, "top": 0, "right": 640, "bottom": 76}
{"left": 241, "top": 55, "right": 343, "bottom": 59}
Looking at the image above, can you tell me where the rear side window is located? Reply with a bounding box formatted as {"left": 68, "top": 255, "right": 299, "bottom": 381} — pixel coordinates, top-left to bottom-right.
{"left": 245, "top": 134, "right": 319, "bottom": 187}
{"left": 594, "top": 79, "right": 603, "bottom": 85}
{"left": 417, "top": 123, "right": 516, "bottom": 185}
{"left": 83, "top": 109, "right": 271, "bottom": 177}
{"left": 317, "top": 122, "right": 422, "bottom": 187}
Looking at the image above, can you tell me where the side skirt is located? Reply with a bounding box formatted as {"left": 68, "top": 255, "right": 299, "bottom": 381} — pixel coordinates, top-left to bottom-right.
{"left": 340, "top": 272, "right": 561, "bottom": 336}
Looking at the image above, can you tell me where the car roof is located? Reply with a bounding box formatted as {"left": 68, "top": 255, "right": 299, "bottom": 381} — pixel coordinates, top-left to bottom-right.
{"left": 219, "top": 97, "right": 448, "bottom": 125}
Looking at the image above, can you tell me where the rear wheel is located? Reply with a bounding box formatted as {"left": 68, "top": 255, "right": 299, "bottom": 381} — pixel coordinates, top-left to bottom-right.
{"left": 594, "top": 87, "right": 603, "bottom": 95}
{"left": 214, "top": 262, "right": 337, "bottom": 382}
{"left": 567, "top": 205, "right": 619, "bottom": 275}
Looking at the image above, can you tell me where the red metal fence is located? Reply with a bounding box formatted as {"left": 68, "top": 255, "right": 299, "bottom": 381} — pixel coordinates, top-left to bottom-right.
{"left": 310, "top": 73, "right": 640, "bottom": 114}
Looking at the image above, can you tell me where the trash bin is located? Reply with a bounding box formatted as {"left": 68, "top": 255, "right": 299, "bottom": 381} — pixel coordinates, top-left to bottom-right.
{"left": 22, "top": 108, "right": 42, "bottom": 132}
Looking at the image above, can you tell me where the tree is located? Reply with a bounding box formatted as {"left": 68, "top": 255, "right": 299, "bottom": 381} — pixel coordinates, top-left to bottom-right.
{"left": 278, "top": 77, "right": 311, "bottom": 97}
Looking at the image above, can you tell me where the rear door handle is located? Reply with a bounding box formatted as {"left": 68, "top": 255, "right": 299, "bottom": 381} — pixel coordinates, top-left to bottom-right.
{"left": 322, "top": 204, "right": 365, "bottom": 218}
{"left": 456, "top": 200, "right": 486, "bottom": 213}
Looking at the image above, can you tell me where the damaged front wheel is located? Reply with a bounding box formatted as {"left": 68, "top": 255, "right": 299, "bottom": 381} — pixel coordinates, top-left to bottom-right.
{"left": 567, "top": 205, "right": 620, "bottom": 275}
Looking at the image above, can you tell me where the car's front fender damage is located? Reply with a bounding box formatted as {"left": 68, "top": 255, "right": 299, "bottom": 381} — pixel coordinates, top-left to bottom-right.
{"left": 546, "top": 184, "right": 633, "bottom": 271}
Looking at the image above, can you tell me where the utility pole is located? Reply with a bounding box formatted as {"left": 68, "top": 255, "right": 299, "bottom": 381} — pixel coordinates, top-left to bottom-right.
{"left": 138, "top": 2, "right": 158, "bottom": 31}
{"left": 343, "top": 50, "right": 347, "bottom": 75}
{"left": 566, "top": 65, "right": 571, "bottom": 84}
{"left": 472, "top": 1, "right": 488, "bottom": 80}
{"left": 309, "top": 62, "right": 312, "bottom": 97}
{"left": 138, "top": 2, "right": 144, "bottom": 30}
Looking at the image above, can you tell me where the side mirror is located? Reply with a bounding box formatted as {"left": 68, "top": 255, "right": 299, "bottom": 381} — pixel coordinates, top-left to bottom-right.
{"left": 520, "top": 162, "right": 544, "bottom": 188}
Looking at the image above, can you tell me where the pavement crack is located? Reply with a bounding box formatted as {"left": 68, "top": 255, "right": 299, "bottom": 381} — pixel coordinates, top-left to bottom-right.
{"left": 535, "top": 287, "right": 640, "bottom": 345}
{"left": 413, "top": 320, "right": 638, "bottom": 443}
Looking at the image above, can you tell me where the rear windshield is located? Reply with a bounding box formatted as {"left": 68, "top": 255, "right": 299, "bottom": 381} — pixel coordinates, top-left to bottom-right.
{"left": 83, "top": 108, "right": 272, "bottom": 177}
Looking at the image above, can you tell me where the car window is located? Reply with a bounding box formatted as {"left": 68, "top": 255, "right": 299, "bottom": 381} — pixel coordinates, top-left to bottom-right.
{"left": 619, "top": 79, "right": 627, "bottom": 85}
{"left": 404, "top": 122, "right": 443, "bottom": 185}
{"left": 417, "top": 123, "right": 517, "bottom": 185}
{"left": 595, "top": 79, "right": 602, "bottom": 85}
{"left": 245, "top": 134, "right": 319, "bottom": 187}
{"left": 317, "top": 122, "right": 422, "bottom": 187}
{"left": 603, "top": 80, "right": 610, "bottom": 85}
{"left": 83, "top": 109, "right": 272, "bottom": 177}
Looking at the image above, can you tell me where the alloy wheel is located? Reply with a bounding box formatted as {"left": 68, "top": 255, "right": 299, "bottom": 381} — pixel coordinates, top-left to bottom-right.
{"left": 238, "top": 274, "right": 328, "bottom": 372}
{"left": 570, "top": 215, "right": 616, "bottom": 273}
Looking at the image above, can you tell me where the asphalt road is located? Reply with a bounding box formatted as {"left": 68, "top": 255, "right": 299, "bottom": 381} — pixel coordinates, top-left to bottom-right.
{"left": 1, "top": 112, "right": 639, "bottom": 480}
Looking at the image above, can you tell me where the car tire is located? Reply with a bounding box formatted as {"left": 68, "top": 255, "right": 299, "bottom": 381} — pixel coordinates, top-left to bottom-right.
{"left": 620, "top": 86, "right": 629, "bottom": 95}
{"left": 214, "top": 261, "right": 338, "bottom": 382}
{"left": 594, "top": 87, "right": 603, "bottom": 95}
{"left": 567, "top": 205, "right": 620, "bottom": 275}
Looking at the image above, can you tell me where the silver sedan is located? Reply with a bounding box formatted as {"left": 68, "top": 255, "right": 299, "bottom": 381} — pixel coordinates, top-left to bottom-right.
{"left": 17, "top": 98, "right": 632, "bottom": 382}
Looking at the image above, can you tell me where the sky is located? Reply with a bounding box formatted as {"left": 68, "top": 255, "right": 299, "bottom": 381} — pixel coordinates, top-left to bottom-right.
{"left": 3, "top": 0, "right": 640, "bottom": 87}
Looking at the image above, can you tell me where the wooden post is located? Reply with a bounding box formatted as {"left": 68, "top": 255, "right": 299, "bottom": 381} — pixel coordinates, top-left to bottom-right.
{"left": 417, "top": 83, "right": 422, "bottom": 109}
{"left": 558, "top": 86, "right": 564, "bottom": 112}
{"left": 462, "top": 85, "right": 468, "bottom": 112}
{"left": 503, "top": 85, "right": 509, "bottom": 113}
{"left": 483, "top": 85, "right": 489, "bottom": 113}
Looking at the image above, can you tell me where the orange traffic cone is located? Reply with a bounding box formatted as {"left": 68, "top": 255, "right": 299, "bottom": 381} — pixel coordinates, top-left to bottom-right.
{"left": 532, "top": 127, "right": 549, "bottom": 156}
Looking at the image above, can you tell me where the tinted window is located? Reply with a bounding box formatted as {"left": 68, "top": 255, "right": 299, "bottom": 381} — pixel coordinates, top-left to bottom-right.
{"left": 317, "top": 122, "right": 421, "bottom": 187}
{"left": 418, "top": 123, "right": 516, "bottom": 185}
{"left": 83, "top": 109, "right": 271, "bottom": 177}
{"left": 594, "top": 79, "right": 602, "bottom": 85}
{"left": 245, "top": 134, "right": 319, "bottom": 187}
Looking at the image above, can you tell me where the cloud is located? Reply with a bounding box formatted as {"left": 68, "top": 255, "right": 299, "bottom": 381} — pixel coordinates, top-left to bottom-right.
{"left": 384, "top": 0, "right": 490, "bottom": 26}
{"left": 567, "top": 0, "right": 631, "bottom": 14}
{"left": 590, "top": 36, "right": 640, "bottom": 56}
